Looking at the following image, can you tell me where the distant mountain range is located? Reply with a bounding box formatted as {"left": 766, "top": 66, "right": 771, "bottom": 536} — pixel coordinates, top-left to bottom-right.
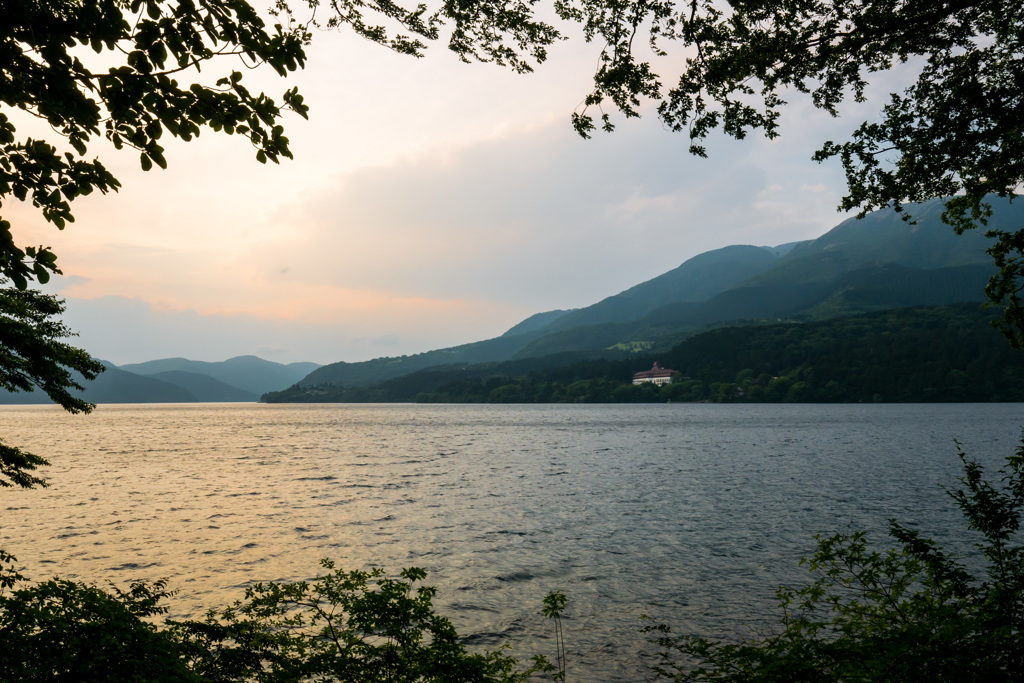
{"left": 0, "top": 356, "right": 319, "bottom": 405}
{"left": 118, "top": 356, "right": 320, "bottom": 397}
{"left": 291, "top": 196, "right": 1017, "bottom": 393}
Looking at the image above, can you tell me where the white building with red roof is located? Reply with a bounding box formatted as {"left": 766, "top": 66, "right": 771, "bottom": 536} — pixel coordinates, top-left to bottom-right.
{"left": 632, "top": 361, "right": 679, "bottom": 386}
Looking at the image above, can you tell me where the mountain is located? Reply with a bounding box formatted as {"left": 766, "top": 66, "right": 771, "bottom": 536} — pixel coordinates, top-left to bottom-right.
{"left": 537, "top": 244, "right": 791, "bottom": 334}
{"left": 298, "top": 244, "right": 796, "bottom": 389}
{"left": 0, "top": 364, "right": 199, "bottom": 405}
{"left": 147, "top": 371, "right": 258, "bottom": 402}
{"left": 119, "top": 355, "right": 319, "bottom": 396}
{"left": 270, "top": 304, "right": 1024, "bottom": 404}
{"left": 81, "top": 366, "right": 199, "bottom": 403}
{"left": 503, "top": 198, "right": 1011, "bottom": 358}
{"left": 500, "top": 309, "right": 573, "bottom": 338}
{"left": 295, "top": 332, "right": 562, "bottom": 391}
{"left": 743, "top": 196, "right": 1003, "bottom": 288}
{"left": 284, "top": 196, "right": 1018, "bottom": 394}
{"left": 0, "top": 355, "right": 317, "bottom": 405}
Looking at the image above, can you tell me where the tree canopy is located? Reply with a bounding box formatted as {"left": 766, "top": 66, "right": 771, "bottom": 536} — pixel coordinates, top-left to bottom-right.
{"left": 0, "top": 0, "right": 310, "bottom": 289}
{"left": 0, "top": 0, "right": 311, "bottom": 486}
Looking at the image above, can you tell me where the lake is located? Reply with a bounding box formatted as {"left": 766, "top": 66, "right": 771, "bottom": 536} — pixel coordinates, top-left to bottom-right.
{"left": 2, "top": 402, "right": 1022, "bottom": 680}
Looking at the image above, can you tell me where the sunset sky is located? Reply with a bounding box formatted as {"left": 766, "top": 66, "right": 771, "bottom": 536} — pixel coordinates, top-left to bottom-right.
{"left": 12, "top": 16, "right": 903, "bottom": 365}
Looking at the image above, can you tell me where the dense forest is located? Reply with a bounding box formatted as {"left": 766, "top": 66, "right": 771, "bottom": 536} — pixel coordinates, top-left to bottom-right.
{"left": 263, "top": 304, "right": 1024, "bottom": 404}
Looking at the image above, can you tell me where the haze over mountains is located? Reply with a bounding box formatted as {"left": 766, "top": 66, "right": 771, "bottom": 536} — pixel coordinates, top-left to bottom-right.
{"left": 1, "top": 196, "right": 1017, "bottom": 404}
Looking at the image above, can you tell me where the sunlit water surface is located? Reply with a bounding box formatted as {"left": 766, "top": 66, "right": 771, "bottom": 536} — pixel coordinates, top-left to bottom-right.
{"left": 2, "top": 403, "right": 1022, "bottom": 680}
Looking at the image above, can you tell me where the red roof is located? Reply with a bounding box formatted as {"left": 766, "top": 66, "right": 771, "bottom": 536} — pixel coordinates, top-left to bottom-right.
{"left": 632, "top": 361, "right": 678, "bottom": 380}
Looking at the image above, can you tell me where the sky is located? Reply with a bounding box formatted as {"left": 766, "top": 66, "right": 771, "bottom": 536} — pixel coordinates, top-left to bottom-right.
{"left": 10, "top": 11, "right": 896, "bottom": 365}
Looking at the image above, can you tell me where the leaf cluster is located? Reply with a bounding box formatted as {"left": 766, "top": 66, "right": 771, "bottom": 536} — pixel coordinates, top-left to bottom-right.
{"left": 0, "top": 0, "right": 310, "bottom": 288}
{"left": 320, "top": 0, "right": 561, "bottom": 73}
{"left": 0, "top": 556, "right": 193, "bottom": 682}
{"left": 0, "top": 287, "right": 104, "bottom": 488}
{"left": 172, "top": 560, "right": 536, "bottom": 681}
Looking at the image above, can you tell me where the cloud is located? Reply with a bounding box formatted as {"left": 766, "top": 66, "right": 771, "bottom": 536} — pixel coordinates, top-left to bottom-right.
{"left": 250, "top": 113, "right": 855, "bottom": 313}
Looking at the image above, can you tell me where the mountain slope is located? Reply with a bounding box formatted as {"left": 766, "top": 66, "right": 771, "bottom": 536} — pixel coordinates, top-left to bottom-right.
{"left": 500, "top": 309, "right": 573, "bottom": 338}
{"left": 148, "top": 371, "right": 258, "bottom": 402}
{"left": 299, "top": 244, "right": 794, "bottom": 389}
{"left": 296, "top": 331, "right": 554, "bottom": 390}
{"left": 288, "top": 196, "right": 1018, "bottom": 393}
{"left": 82, "top": 366, "right": 199, "bottom": 403}
{"left": 0, "top": 365, "right": 199, "bottom": 405}
{"left": 120, "top": 355, "right": 319, "bottom": 396}
{"left": 538, "top": 244, "right": 789, "bottom": 333}
{"left": 268, "top": 304, "right": 1024, "bottom": 404}
{"left": 507, "top": 199, "right": 1008, "bottom": 358}
{"left": 745, "top": 196, "right": 1012, "bottom": 288}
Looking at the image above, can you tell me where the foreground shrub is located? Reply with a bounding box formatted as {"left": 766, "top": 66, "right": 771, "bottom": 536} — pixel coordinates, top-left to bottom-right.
{"left": 0, "top": 556, "right": 548, "bottom": 682}
{"left": 644, "top": 438, "right": 1024, "bottom": 682}
{"left": 172, "top": 562, "right": 540, "bottom": 682}
{"left": 0, "top": 553, "right": 191, "bottom": 682}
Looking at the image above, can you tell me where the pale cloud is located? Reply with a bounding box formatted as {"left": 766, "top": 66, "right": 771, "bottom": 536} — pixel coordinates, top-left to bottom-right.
{"left": 243, "top": 116, "right": 857, "bottom": 317}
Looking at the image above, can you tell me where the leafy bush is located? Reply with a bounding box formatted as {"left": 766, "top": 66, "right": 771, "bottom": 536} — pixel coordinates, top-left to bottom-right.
{"left": 0, "top": 555, "right": 548, "bottom": 682}
{"left": 644, "top": 438, "right": 1024, "bottom": 682}
{"left": 0, "top": 551, "right": 192, "bottom": 682}
{"left": 174, "top": 561, "right": 541, "bottom": 682}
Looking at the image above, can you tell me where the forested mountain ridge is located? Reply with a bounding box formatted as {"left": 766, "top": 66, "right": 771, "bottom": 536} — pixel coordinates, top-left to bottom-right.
{"left": 535, "top": 244, "right": 792, "bottom": 333}
{"left": 296, "top": 244, "right": 804, "bottom": 389}
{"left": 264, "top": 304, "right": 1024, "bottom": 404}
{"left": 743, "top": 196, "right": 1008, "bottom": 288}
{"left": 507, "top": 198, "right": 1011, "bottom": 359}
{"left": 295, "top": 244, "right": 796, "bottom": 390}
{"left": 289, "top": 196, "right": 1018, "bottom": 393}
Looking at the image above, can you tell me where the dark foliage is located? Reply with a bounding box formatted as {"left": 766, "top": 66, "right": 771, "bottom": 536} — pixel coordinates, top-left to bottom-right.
{"left": 0, "top": 552, "right": 549, "bottom": 682}
{"left": 644, "top": 437, "right": 1024, "bottom": 682}
{"left": 0, "top": 289, "right": 103, "bottom": 487}
{"left": 0, "top": 551, "right": 193, "bottom": 682}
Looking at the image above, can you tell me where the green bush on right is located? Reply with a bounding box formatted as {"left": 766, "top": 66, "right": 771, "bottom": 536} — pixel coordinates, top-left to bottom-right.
{"left": 644, "top": 436, "right": 1024, "bottom": 682}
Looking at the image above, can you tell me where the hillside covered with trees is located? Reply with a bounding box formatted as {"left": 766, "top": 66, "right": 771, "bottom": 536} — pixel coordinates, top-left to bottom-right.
{"left": 264, "top": 304, "right": 1024, "bottom": 404}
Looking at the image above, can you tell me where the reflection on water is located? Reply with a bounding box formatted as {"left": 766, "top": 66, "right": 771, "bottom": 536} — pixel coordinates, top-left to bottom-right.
{"left": 2, "top": 403, "right": 1022, "bottom": 680}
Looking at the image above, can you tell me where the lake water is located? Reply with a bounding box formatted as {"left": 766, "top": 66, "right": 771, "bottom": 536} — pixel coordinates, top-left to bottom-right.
{"left": 2, "top": 403, "right": 1023, "bottom": 680}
